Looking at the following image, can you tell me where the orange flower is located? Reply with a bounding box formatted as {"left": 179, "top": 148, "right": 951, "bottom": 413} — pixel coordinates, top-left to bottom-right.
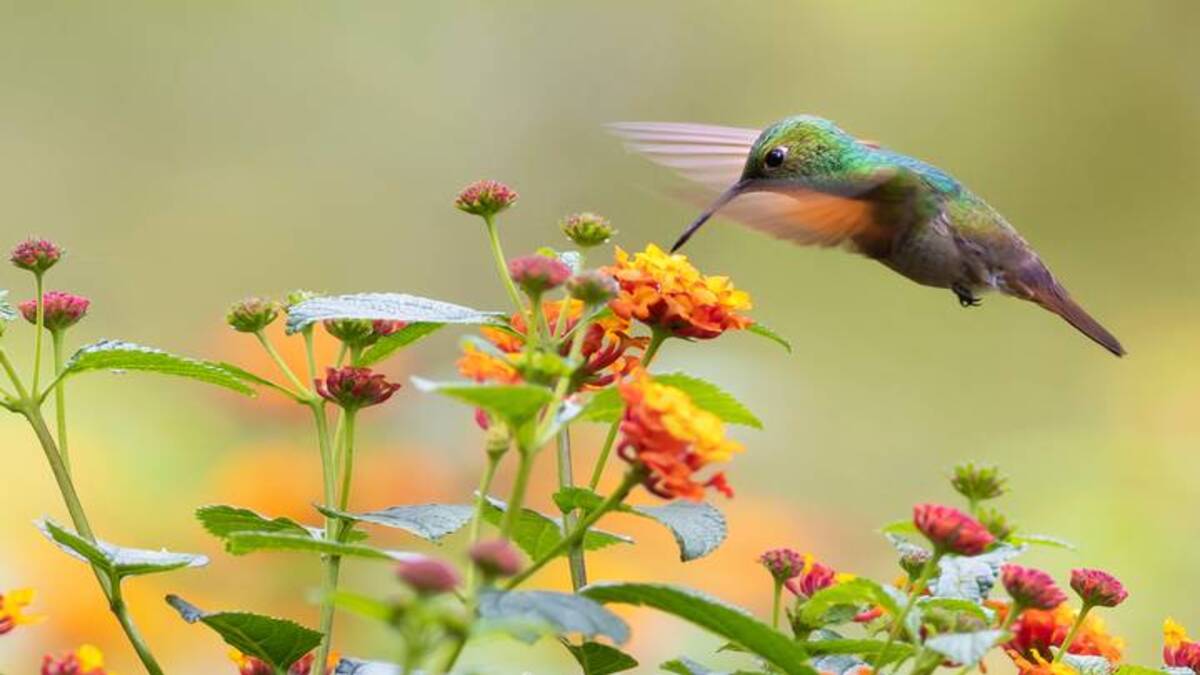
{"left": 1005, "top": 603, "right": 1124, "bottom": 664}
{"left": 607, "top": 244, "right": 752, "bottom": 339}
{"left": 617, "top": 369, "right": 742, "bottom": 499}
{"left": 0, "top": 587, "right": 43, "bottom": 635}
{"left": 1006, "top": 650, "right": 1077, "bottom": 675}
{"left": 457, "top": 343, "right": 521, "bottom": 384}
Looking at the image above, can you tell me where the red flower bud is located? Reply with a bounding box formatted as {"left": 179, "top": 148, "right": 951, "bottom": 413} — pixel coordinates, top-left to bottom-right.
{"left": 315, "top": 366, "right": 401, "bottom": 409}
{"left": 913, "top": 503, "right": 995, "bottom": 556}
{"left": 469, "top": 538, "right": 524, "bottom": 578}
{"left": 454, "top": 180, "right": 517, "bottom": 217}
{"left": 508, "top": 255, "right": 571, "bottom": 296}
{"left": 20, "top": 292, "right": 90, "bottom": 332}
{"left": 785, "top": 558, "right": 839, "bottom": 598}
{"left": 1001, "top": 564, "right": 1067, "bottom": 611}
{"left": 1069, "top": 568, "right": 1127, "bottom": 608}
{"left": 397, "top": 556, "right": 460, "bottom": 595}
{"left": 11, "top": 239, "right": 62, "bottom": 274}
{"left": 759, "top": 548, "right": 803, "bottom": 583}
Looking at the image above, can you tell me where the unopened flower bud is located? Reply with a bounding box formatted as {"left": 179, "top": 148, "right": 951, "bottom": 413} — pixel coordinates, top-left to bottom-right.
{"left": 508, "top": 255, "right": 571, "bottom": 297}
{"left": 913, "top": 503, "right": 995, "bottom": 556}
{"left": 561, "top": 212, "right": 616, "bottom": 248}
{"left": 226, "top": 297, "right": 279, "bottom": 333}
{"left": 315, "top": 366, "right": 401, "bottom": 409}
{"left": 759, "top": 548, "right": 803, "bottom": 583}
{"left": 1001, "top": 564, "right": 1067, "bottom": 611}
{"left": 397, "top": 556, "right": 460, "bottom": 595}
{"left": 899, "top": 546, "right": 933, "bottom": 579}
{"left": 951, "top": 462, "right": 1007, "bottom": 503}
{"left": 566, "top": 271, "right": 618, "bottom": 306}
{"left": 455, "top": 180, "right": 518, "bottom": 218}
{"left": 977, "top": 506, "right": 1014, "bottom": 541}
{"left": 323, "top": 318, "right": 375, "bottom": 346}
{"left": 10, "top": 239, "right": 62, "bottom": 274}
{"left": 1070, "top": 568, "right": 1128, "bottom": 608}
{"left": 469, "top": 539, "right": 524, "bottom": 578}
{"left": 19, "top": 292, "right": 90, "bottom": 332}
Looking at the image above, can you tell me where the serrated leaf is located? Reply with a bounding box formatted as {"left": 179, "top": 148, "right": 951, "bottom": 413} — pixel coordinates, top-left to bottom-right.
{"left": 799, "top": 579, "right": 901, "bottom": 629}
{"left": 565, "top": 641, "right": 638, "bottom": 674}
{"left": 916, "top": 597, "right": 992, "bottom": 623}
{"left": 358, "top": 323, "right": 445, "bottom": 366}
{"left": 480, "top": 496, "right": 631, "bottom": 559}
{"left": 166, "top": 595, "right": 321, "bottom": 670}
{"left": 286, "top": 292, "right": 503, "bottom": 334}
{"left": 478, "top": 589, "right": 629, "bottom": 644}
{"left": 197, "top": 505, "right": 313, "bottom": 539}
{"left": 554, "top": 487, "right": 607, "bottom": 514}
{"left": 224, "top": 531, "right": 406, "bottom": 561}
{"left": 1061, "top": 653, "right": 1114, "bottom": 675}
{"left": 411, "top": 377, "right": 553, "bottom": 426}
{"left": 38, "top": 518, "right": 207, "bottom": 579}
{"left": 630, "top": 501, "right": 726, "bottom": 561}
{"left": 582, "top": 582, "right": 814, "bottom": 675}
{"left": 0, "top": 290, "right": 15, "bottom": 321}
{"left": 804, "top": 638, "right": 915, "bottom": 666}
{"left": 932, "top": 545, "right": 1024, "bottom": 602}
{"left": 746, "top": 323, "right": 791, "bottom": 353}
{"left": 579, "top": 372, "right": 761, "bottom": 428}
{"left": 64, "top": 340, "right": 256, "bottom": 395}
{"left": 1012, "top": 533, "right": 1075, "bottom": 550}
{"left": 924, "top": 630, "right": 1005, "bottom": 667}
{"left": 316, "top": 504, "right": 473, "bottom": 542}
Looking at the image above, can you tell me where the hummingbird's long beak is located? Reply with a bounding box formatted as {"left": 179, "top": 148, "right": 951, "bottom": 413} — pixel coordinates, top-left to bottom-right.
{"left": 670, "top": 180, "right": 751, "bottom": 252}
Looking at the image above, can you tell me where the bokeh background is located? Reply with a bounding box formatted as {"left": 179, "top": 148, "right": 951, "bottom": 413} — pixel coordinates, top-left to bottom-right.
{"left": 1, "top": 1, "right": 1197, "bottom": 672}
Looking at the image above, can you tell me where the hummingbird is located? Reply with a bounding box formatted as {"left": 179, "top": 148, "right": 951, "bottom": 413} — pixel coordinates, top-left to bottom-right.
{"left": 608, "top": 116, "right": 1125, "bottom": 356}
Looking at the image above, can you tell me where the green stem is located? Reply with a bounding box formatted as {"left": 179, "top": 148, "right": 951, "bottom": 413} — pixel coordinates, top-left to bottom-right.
{"left": 338, "top": 410, "right": 359, "bottom": 510}
{"left": 1052, "top": 603, "right": 1093, "bottom": 664}
{"left": 464, "top": 452, "right": 503, "bottom": 589}
{"left": 255, "top": 330, "right": 311, "bottom": 398}
{"left": 505, "top": 469, "right": 642, "bottom": 590}
{"left": 557, "top": 428, "right": 587, "bottom": 590}
{"left": 528, "top": 294, "right": 550, "bottom": 347}
{"left": 587, "top": 329, "right": 668, "bottom": 489}
{"left": 51, "top": 330, "right": 70, "bottom": 474}
{"left": 872, "top": 551, "right": 941, "bottom": 675}
{"left": 484, "top": 214, "right": 526, "bottom": 317}
{"left": 0, "top": 348, "right": 29, "bottom": 401}
{"left": 31, "top": 273, "right": 44, "bottom": 393}
{"left": 310, "top": 401, "right": 340, "bottom": 673}
{"left": 501, "top": 450, "right": 535, "bottom": 538}
{"left": 771, "top": 579, "right": 784, "bottom": 630}
{"left": 23, "top": 406, "right": 164, "bottom": 675}
{"left": 303, "top": 327, "right": 319, "bottom": 384}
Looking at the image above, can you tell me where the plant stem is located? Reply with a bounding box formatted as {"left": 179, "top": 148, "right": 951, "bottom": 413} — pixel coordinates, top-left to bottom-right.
{"left": 483, "top": 214, "right": 526, "bottom": 317}
{"left": 873, "top": 551, "right": 941, "bottom": 675}
{"left": 23, "top": 406, "right": 164, "bottom": 675}
{"left": 505, "top": 469, "right": 641, "bottom": 590}
{"left": 255, "top": 330, "right": 311, "bottom": 398}
{"left": 303, "top": 327, "right": 319, "bottom": 384}
{"left": 1052, "top": 603, "right": 1093, "bottom": 664}
{"left": 771, "top": 579, "right": 784, "bottom": 630}
{"left": 501, "top": 450, "right": 535, "bottom": 538}
{"left": 310, "top": 400, "right": 340, "bottom": 674}
{"left": 51, "top": 330, "right": 70, "bottom": 474}
{"left": 31, "top": 273, "right": 44, "bottom": 393}
{"left": 557, "top": 428, "right": 587, "bottom": 590}
{"left": 0, "top": 348, "right": 29, "bottom": 401}
{"left": 587, "top": 329, "right": 668, "bottom": 489}
{"left": 464, "top": 452, "right": 503, "bottom": 590}
{"left": 338, "top": 410, "right": 358, "bottom": 510}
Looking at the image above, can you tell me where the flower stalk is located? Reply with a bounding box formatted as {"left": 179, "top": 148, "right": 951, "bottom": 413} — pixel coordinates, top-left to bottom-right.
{"left": 873, "top": 551, "right": 942, "bottom": 675}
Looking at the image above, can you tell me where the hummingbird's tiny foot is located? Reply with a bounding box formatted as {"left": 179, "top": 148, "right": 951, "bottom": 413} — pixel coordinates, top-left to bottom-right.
{"left": 952, "top": 284, "right": 982, "bottom": 308}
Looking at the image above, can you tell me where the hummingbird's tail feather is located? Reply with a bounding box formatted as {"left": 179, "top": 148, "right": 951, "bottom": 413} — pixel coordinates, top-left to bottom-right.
{"left": 1012, "top": 264, "right": 1126, "bottom": 357}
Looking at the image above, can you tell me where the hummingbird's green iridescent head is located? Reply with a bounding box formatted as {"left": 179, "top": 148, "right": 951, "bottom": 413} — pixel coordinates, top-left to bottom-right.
{"left": 670, "top": 115, "right": 860, "bottom": 251}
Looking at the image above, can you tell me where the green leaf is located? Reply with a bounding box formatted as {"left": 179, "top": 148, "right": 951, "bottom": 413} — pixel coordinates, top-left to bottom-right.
{"left": 880, "top": 520, "right": 919, "bottom": 536}
{"left": 1116, "top": 666, "right": 1174, "bottom": 675}
{"left": 1011, "top": 533, "right": 1075, "bottom": 550}
{"left": 358, "top": 323, "right": 445, "bottom": 366}
{"left": 316, "top": 504, "right": 474, "bottom": 543}
{"left": 630, "top": 501, "right": 726, "bottom": 561}
{"left": 64, "top": 340, "right": 257, "bottom": 396}
{"left": 799, "top": 579, "right": 900, "bottom": 629}
{"left": 285, "top": 292, "right": 503, "bottom": 334}
{"left": 478, "top": 589, "right": 630, "bottom": 644}
{"left": 746, "top": 323, "right": 791, "bottom": 353}
{"left": 916, "top": 597, "right": 992, "bottom": 623}
{"left": 579, "top": 372, "right": 761, "bottom": 429}
{"left": 38, "top": 518, "right": 207, "bottom": 579}
{"left": 554, "top": 487, "right": 608, "bottom": 514}
{"left": 0, "top": 290, "right": 15, "bottom": 322}
{"left": 924, "top": 630, "right": 1005, "bottom": 667}
{"left": 223, "top": 531, "right": 402, "bottom": 560}
{"left": 411, "top": 377, "right": 553, "bottom": 426}
{"left": 215, "top": 362, "right": 301, "bottom": 399}
{"left": 1061, "top": 653, "right": 1114, "bottom": 675}
{"left": 932, "top": 545, "right": 1024, "bottom": 602}
{"left": 480, "top": 496, "right": 631, "bottom": 559}
{"left": 166, "top": 595, "right": 321, "bottom": 670}
{"left": 564, "top": 641, "right": 638, "bottom": 675}
{"left": 330, "top": 590, "right": 397, "bottom": 623}
{"left": 197, "top": 505, "right": 314, "bottom": 539}
{"left": 582, "top": 582, "right": 814, "bottom": 675}
{"left": 804, "top": 638, "right": 915, "bottom": 666}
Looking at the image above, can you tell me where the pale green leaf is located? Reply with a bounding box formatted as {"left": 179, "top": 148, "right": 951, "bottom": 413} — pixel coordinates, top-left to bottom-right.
{"left": 478, "top": 589, "right": 630, "bottom": 644}
{"left": 579, "top": 372, "right": 761, "bottom": 428}
{"left": 0, "top": 290, "right": 15, "bottom": 322}
{"left": 285, "top": 292, "right": 503, "bottom": 334}
{"left": 38, "top": 518, "right": 207, "bottom": 579}
{"left": 1011, "top": 533, "right": 1075, "bottom": 550}
{"left": 924, "top": 630, "right": 1005, "bottom": 667}
{"left": 480, "top": 496, "right": 631, "bottom": 559}
{"left": 800, "top": 578, "right": 900, "bottom": 629}
{"left": 316, "top": 503, "right": 473, "bottom": 543}
{"left": 224, "top": 531, "right": 403, "bottom": 560}
{"left": 64, "top": 340, "right": 256, "bottom": 395}
{"left": 411, "top": 377, "right": 553, "bottom": 426}
{"left": 358, "top": 323, "right": 445, "bottom": 365}
{"left": 166, "top": 595, "right": 321, "bottom": 670}
{"left": 804, "top": 638, "right": 915, "bottom": 666}
{"left": 582, "top": 582, "right": 814, "bottom": 675}
{"left": 630, "top": 501, "right": 726, "bottom": 561}
{"left": 1062, "top": 654, "right": 1115, "bottom": 675}
{"left": 746, "top": 323, "right": 791, "bottom": 353}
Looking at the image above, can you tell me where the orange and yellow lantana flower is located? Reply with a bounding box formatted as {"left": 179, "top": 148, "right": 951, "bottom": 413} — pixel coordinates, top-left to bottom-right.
{"left": 607, "top": 244, "right": 752, "bottom": 339}
{"left": 0, "top": 587, "right": 43, "bottom": 635}
{"left": 617, "top": 369, "right": 742, "bottom": 499}
{"left": 1003, "top": 603, "right": 1124, "bottom": 665}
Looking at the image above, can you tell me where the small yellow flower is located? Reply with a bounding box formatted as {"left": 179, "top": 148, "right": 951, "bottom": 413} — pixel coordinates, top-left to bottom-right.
{"left": 0, "top": 587, "right": 44, "bottom": 634}
{"left": 1166, "top": 617, "right": 1189, "bottom": 648}
{"left": 1008, "top": 650, "right": 1077, "bottom": 675}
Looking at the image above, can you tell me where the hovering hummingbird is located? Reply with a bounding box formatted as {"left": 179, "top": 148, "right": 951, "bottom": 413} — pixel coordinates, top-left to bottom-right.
{"left": 609, "top": 116, "right": 1125, "bottom": 356}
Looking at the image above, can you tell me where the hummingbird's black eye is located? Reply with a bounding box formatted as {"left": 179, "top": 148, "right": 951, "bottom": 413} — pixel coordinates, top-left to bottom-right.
{"left": 764, "top": 146, "right": 787, "bottom": 168}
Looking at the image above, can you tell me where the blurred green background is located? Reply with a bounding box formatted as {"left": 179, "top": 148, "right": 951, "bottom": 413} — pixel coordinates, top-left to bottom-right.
{"left": 1, "top": 1, "right": 1197, "bottom": 672}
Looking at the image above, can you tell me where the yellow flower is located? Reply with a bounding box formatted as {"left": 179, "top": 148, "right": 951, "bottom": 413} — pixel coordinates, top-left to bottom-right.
{"left": 617, "top": 369, "right": 742, "bottom": 500}
{"left": 0, "top": 587, "right": 43, "bottom": 634}
{"left": 76, "top": 644, "right": 109, "bottom": 673}
{"left": 607, "top": 244, "right": 752, "bottom": 339}
{"left": 1008, "top": 650, "right": 1077, "bottom": 675}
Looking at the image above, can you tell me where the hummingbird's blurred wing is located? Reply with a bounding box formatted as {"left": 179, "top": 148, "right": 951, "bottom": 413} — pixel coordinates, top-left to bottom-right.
{"left": 609, "top": 122, "right": 917, "bottom": 250}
